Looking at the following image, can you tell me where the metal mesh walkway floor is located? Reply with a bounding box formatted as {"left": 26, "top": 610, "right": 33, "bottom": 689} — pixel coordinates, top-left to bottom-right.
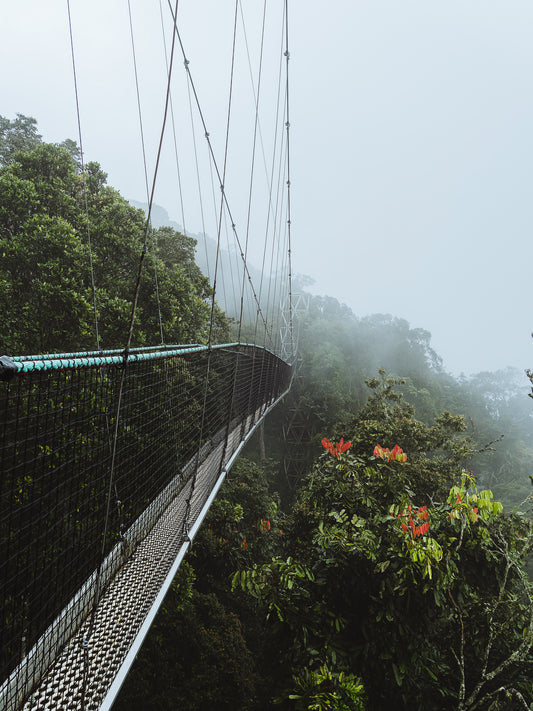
{"left": 14, "top": 409, "right": 264, "bottom": 710}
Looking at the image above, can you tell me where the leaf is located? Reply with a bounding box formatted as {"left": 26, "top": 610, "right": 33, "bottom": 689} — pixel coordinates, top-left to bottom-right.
{"left": 425, "top": 665, "right": 438, "bottom": 681}
{"left": 374, "top": 560, "right": 390, "bottom": 573}
{"left": 392, "top": 662, "right": 403, "bottom": 687}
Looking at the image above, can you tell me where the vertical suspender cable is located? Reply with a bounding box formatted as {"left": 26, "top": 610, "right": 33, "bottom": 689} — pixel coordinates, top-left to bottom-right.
{"left": 182, "top": 0, "right": 240, "bottom": 533}
{"left": 66, "top": 0, "right": 101, "bottom": 352}
{"left": 66, "top": 6, "right": 103, "bottom": 706}
{"left": 238, "top": 0, "right": 267, "bottom": 346}
{"left": 127, "top": 0, "right": 165, "bottom": 345}
{"left": 166, "top": 0, "right": 270, "bottom": 337}
{"left": 158, "top": 0, "right": 192, "bottom": 265}
{"left": 284, "top": 0, "right": 294, "bottom": 363}
{"left": 80, "top": 4, "right": 181, "bottom": 707}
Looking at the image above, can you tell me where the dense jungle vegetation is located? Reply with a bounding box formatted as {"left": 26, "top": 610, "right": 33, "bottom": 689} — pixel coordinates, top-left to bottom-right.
{"left": 0, "top": 114, "right": 228, "bottom": 355}
{"left": 2, "top": 115, "right": 533, "bottom": 709}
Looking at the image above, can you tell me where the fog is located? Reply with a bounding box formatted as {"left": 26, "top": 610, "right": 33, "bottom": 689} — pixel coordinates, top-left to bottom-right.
{"left": 3, "top": 1, "right": 533, "bottom": 376}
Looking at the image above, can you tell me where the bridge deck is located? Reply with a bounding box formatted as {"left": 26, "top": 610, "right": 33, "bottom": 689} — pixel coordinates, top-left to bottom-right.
{"left": 15, "top": 406, "right": 272, "bottom": 710}
{"left": 1, "top": 344, "right": 292, "bottom": 711}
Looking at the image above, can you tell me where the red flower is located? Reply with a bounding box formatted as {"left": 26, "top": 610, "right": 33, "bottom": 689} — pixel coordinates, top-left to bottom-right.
{"left": 337, "top": 438, "right": 352, "bottom": 455}
{"left": 322, "top": 437, "right": 351, "bottom": 458}
{"left": 390, "top": 445, "right": 407, "bottom": 463}
{"left": 396, "top": 506, "right": 431, "bottom": 539}
{"left": 322, "top": 437, "right": 334, "bottom": 455}
{"left": 374, "top": 444, "right": 407, "bottom": 463}
{"left": 417, "top": 521, "right": 430, "bottom": 536}
{"left": 418, "top": 506, "right": 429, "bottom": 521}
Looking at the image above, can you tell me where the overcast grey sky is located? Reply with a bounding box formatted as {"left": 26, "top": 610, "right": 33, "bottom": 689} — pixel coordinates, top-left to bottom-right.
{"left": 3, "top": 1, "right": 533, "bottom": 376}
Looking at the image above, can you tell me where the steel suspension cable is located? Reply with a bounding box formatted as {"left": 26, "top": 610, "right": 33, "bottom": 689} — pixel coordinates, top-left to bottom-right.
{"left": 208, "top": 151, "right": 229, "bottom": 311}
{"left": 236, "top": 0, "right": 290, "bottom": 356}
{"left": 158, "top": 0, "right": 189, "bottom": 245}
{"left": 265, "top": 111, "right": 288, "bottom": 339}
{"left": 186, "top": 75, "right": 211, "bottom": 280}
{"left": 66, "top": 0, "right": 101, "bottom": 352}
{"left": 240, "top": 0, "right": 287, "bottom": 348}
{"left": 210, "top": 0, "right": 239, "bottom": 348}
{"left": 157, "top": 0, "right": 201, "bottom": 289}
{"left": 83, "top": 4, "right": 182, "bottom": 695}
{"left": 166, "top": 0, "right": 270, "bottom": 339}
{"left": 237, "top": 0, "right": 267, "bottom": 344}
{"left": 284, "top": 0, "right": 294, "bottom": 362}
{"left": 182, "top": 0, "right": 241, "bottom": 533}
{"left": 127, "top": 0, "right": 165, "bottom": 345}
{"left": 66, "top": 6, "right": 106, "bottom": 704}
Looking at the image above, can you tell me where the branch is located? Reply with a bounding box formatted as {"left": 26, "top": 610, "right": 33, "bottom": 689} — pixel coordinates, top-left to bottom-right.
{"left": 465, "top": 537, "right": 533, "bottom": 709}
{"left": 448, "top": 589, "right": 466, "bottom": 707}
{"left": 485, "top": 687, "right": 530, "bottom": 711}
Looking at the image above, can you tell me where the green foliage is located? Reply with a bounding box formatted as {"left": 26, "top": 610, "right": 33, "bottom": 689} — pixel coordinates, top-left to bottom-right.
{"left": 0, "top": 123, "right": 228, "bottom": 354}
{"left": 117, "top": 458, "right": 289, "bottom": 710}
{"left": 289, "top": 665, "right": 365, "bottom": 711}
{"left": 114, "top": 586, "right": 256, "bottom": 711}
{"left": 265, "top": 293, "right": 532, "bottom": 512}
{"left": 237, "top": 410, "right": 533, "bottom": 710}
{"left": 457, "top": 368, "right": 533, "bottom": 508}
{"left": 192, "top": 458, "right": 286, "bottom": 592}
{"left": 343, "top": 370, "right": 471, "bottom": 501}
{"left": 233, "top": 556, "right": 315, "bottom": 624}
{"left": 0, "top": 114, "right": 42, "bottom": 166}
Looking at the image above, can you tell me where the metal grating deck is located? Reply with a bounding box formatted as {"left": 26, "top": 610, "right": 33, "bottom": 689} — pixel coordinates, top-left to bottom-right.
{"left": 4, "top": 405, "right": 270, "bottom": 711}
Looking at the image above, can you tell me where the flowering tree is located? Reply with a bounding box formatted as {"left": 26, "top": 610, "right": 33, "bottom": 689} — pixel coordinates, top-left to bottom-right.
{"left": 235, "top": 437, "right": 533, "bottom": 710}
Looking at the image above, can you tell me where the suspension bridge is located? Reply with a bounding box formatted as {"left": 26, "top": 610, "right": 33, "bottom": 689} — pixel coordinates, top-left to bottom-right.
{"left": 0, "top": 2, "right": 294, "bottom": 709}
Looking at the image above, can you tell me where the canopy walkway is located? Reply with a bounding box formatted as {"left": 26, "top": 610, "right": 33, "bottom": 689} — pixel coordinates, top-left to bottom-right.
{"left": 0, "top": 343, "right": 292, "bottom": 710}
{"left": 2, "top": 1, "right": 295, "bottom": 706}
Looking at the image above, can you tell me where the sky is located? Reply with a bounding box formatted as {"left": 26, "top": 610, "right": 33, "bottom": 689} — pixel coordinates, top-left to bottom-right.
{"left": 3, "top": 1, "right": 533, "bottom": 377}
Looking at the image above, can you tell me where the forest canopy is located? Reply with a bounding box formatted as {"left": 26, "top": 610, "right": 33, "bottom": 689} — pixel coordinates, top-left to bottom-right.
{"left": 0, "top": 114, "right": 227, "bottom": 355}
{"left": 3, "top": 114, "right": 533, "bottom": 710}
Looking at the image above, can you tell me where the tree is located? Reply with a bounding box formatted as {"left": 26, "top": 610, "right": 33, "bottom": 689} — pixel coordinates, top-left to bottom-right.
{"left": 0, "top": 138, "right": 228, "bottom": 355}
{"left": 235, "top": 391, "right": 533, "bottom": 710}
{"left": 115, "top": 458, "right": 287, "bottom": 711}
{"left": 0, "top": 114, "right": 42, "bottom": 167}
{"left": 0, "top": 212, "right": 94, "bottom": 353}
{"left": 113, "top": 564, "right": 257, "bottom": 711}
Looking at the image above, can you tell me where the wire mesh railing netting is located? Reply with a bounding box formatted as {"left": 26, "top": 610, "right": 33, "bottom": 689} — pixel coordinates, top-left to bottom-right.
{"left": 0, "top": 343, "right": 291, "bottom": 709}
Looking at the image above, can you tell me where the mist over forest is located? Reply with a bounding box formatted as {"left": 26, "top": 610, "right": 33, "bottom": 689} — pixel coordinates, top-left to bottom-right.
{"left": 3, "top": 116, "right": 533, "bottom": 709}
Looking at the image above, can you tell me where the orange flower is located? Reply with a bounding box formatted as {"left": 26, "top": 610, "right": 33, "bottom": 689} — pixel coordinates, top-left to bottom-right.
{"left": 374, "top": 444, "right": 386, "bottom": 458}
{"left": 396, "top": 506, "right": 431, "bottom": 539}
{"left": 322, "top": 437, "right": 334, "bottom": 454}
{"left": 416, "top": 521, "right": 430, "bottom": 536}
{"left": 374, "top": 444, "right": 407, "bottom": 463}
{"left": 240, "top": 538, "right": 248, "bottom": 551}
{"left": 390, "top": 445, "right": 407, "bottom": 463}
{"left": 418, "top": 506, "right": 429, "bottom": 521}
{"left": 322, "top": 437, "right": 351, "bottom": 458}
